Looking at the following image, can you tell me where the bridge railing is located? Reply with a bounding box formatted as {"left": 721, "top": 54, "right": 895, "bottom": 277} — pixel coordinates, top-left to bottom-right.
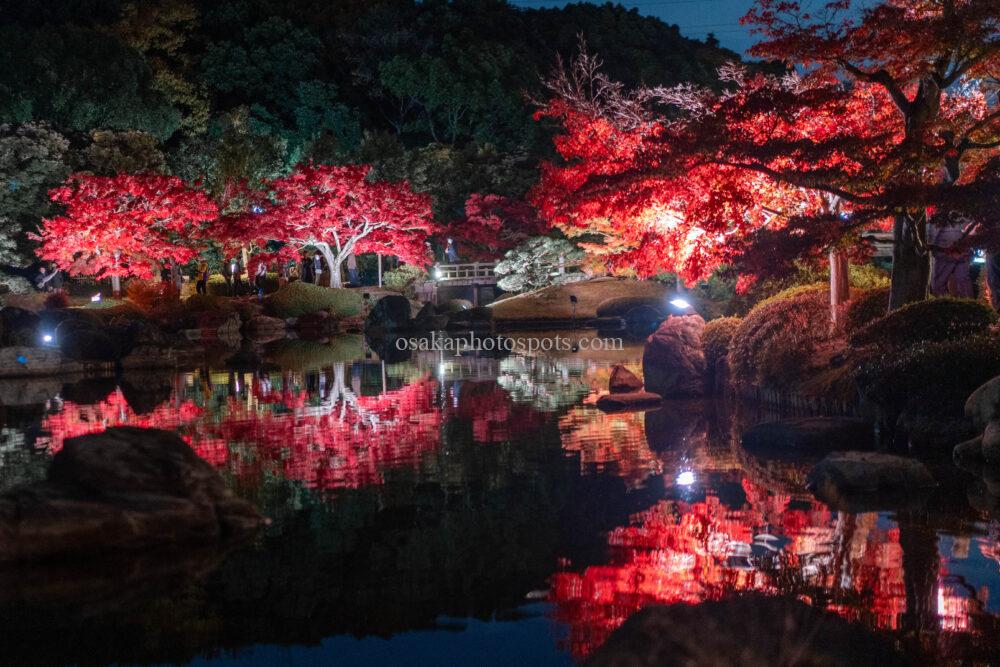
{"left": 434, "top": 262, "right": 498, "bottom": 281}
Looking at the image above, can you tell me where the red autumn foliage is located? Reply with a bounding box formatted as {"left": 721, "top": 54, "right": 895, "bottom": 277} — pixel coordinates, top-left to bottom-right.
{"left": 533, "top": 3, "right": 1000, "bottom": 303}
{"left": 220, "top": 164, "right": 436, "bottom": 287}
{"left": 444, "top": 194, "right": 548, "bottom": 261}
{"left": 34, "top": 173, "right": 217, "bottom": 282}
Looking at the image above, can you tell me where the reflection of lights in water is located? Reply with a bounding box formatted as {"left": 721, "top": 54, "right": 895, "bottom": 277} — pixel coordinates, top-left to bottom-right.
{"left": 675, "top": 470, "right": 695, "bottom": 486}
{"left": 669, "top": 298, "right": 691, "bottom": 310}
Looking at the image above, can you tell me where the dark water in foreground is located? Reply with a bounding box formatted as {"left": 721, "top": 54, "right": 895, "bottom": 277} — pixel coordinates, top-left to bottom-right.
{"left": 1, "top": 333, "right": 1000, "bottom": 664}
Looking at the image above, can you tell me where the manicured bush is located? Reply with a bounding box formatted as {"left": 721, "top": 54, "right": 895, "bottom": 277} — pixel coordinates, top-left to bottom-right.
{"left": 842, "top": 287, "right": 890, "bottom": 334}
{"left": 857, "top": 334, "right": 1000, "bottom": 420}
{"left": 849, "top": 297, "right": 997, "bottom": 350}
{"left": 206, "top": 273, "right": 280, "bottom": 296}
{"left": 728, "top": 290, "right": 834, "bottom": 388}
{"left": 383, "top": 264, "right": 427, "bottom": 298}
{"left": 703, "top": 316, "right": 740, "bottom": 367}
{"left": 747, "top": 283, "right": 826, "bottom": 316}
{"left": 266, "top": 281, "right": 362, "bottom": 319}
{"left": 126, "top": 280, "right": 180, "bottom": 312}
{"left": 183, "top": 293, "right": 235, "bottom": 314}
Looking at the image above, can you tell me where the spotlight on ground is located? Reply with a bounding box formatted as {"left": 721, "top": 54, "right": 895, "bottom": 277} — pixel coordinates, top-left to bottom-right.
{"left": 676, "top": 470, "right": 696, "bottom": 486}
{"left": 669, "top": 297, "right": 692, "bottom": 310}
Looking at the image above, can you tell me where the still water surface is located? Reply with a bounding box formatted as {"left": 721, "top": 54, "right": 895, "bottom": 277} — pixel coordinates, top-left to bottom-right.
{"left": 1, "top": 333, "right": 999, "bottom": 664}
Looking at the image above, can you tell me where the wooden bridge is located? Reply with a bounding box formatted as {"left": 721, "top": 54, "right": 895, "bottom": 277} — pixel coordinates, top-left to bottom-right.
{"left": 418, "top": 262, "right": 498, "bottom": 306}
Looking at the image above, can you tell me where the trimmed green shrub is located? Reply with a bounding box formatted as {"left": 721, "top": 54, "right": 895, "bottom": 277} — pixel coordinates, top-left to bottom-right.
{"left": 848, "top": 263, "right": 891, "bottom": 290}
{"left": 383, "top": 264, "right": 427, "bottom": 298}
{"left": 266, "top": 282, "right": 361, "bottom": 319}
{"left": 842, "top": 287, "right": 890, "bottom": 334}
{"left": 849, "top": 297, "right": 997, "bottom": 350}
{"left": 857, "top": 334, "right": 1000, "bottom": 420}
{"left": 206, "top": 273, "right": 280, "bottom": 296}
{"left": 703, "top": 316, "right": 741, "bottom": 367}
{"left": 728, "top": 290, "right": 833, "bottom": 388}
{"left": 747, "top": 283, "right": 826, "bottom": 316}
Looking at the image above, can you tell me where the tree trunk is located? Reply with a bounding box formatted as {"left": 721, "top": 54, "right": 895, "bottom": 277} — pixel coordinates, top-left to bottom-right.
{"left": 889, "top": 214, "right": 929, "bottom": 310}
{"left": 315, "top": 244, "right": 340, "bottom": 288}
{"left": 111, "top": 251, "right": 122, "bottom": 297}
{"left": 829, "top": 250, "right": 850, "bottom": 325}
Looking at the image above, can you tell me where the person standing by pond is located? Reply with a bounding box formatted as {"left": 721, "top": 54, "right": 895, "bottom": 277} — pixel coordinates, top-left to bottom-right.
{"left": 445, "top": 238, "right": 459, "bottom": 263}
{"left": 928, "top": 218, "right": 973, "bottom": 298}
{"left": 312, "top": 252, "right": 325, "bottom": 287}
{"left": 254, "top": 261, "right": 268, "bottom": 300}
{"left": 195, "top": 260, "right": 209, "bottom": 295}
{"left": 347, "top": 253, "right": 359, "bottom": 285}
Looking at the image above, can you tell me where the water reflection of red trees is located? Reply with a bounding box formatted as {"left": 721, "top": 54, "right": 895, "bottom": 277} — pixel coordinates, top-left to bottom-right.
{"left": 446, "top": 381, "right": 547, "bottom": 444}
{"left": 41, "top": 371, "right": 443, "bottom": 490}
{"left": 548, "top": 468, "right": 1000, "bottom": 659}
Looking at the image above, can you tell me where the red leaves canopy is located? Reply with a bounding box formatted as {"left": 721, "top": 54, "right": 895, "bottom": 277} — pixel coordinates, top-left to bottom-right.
{"left": 229, "top": 164, "right": 436, "bottom": 266}
{"left": 35, "top": 173, "right": 217, "bottom": 280}
{"left": 533, "top": 0, "right": 1000, "bottom": 282}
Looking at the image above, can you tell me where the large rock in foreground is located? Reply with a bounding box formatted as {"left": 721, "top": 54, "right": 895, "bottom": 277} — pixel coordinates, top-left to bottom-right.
{"left": 966, "top": 375, "right": 1000, "bottom": 429}
{"left": 366, "top": 294, "right": 412, "bottom": 332}
{"left": 0, "top": 427, "right": 265, "bottom": 561}
{"left": 742, "top": 417, "right": 874, "bottom": 457}
{"left": 587, "top": 594, "right": 904, "bottom": 666}
{"left": 807, "top": 451, "right": 935, "bottom": 512}
{"left": 642, "top": 315, "right": 708, "bottom": 397}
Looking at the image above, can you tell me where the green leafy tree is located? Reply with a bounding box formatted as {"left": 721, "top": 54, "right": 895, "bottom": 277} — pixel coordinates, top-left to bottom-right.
{"left": 79, "top": 130, "right": 166, "bottom": 175}
{"left": 494, "top": 237, "right": 585, "bottom": 293}
{"left": 0, "top": 25, "right": 181, "bottom": 139}
{"left": 0, "top": 123, "right": 71, "bottom": 260}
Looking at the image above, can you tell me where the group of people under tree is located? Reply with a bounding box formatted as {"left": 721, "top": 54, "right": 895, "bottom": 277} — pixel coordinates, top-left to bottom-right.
{"left": 927, "top": 217, "right": 1000, "bottom": 311}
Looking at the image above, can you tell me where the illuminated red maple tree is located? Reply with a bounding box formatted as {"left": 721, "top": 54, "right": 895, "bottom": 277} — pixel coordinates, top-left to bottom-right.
{"left": 443, "top": 194, "right": 548, "bottom": 261}
{"left": 535, "top": 1, "right": 1000, "bottom": 307}
{"left": 226, "top": 164, "right": 436, "bottom": 287}
{"left": 35, "top": 174, "right": 218, "bottom": 294}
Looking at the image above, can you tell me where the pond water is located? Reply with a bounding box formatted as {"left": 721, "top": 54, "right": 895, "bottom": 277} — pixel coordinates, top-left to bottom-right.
{"left": 1, "top": 332, "right": 999, "bottom": 664}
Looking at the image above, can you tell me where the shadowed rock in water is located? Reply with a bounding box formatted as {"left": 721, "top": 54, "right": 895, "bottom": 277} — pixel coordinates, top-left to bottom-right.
{"left": 586, "top": 594, "right": 906, "bottom": 666}
{"left": 0, "top": 427, "right": 266, "bottom": 561}
{"left": 807, "top": 451, "right": 935, "bottom": 512}
{"left": 642, "top": 315, "right": 708, "bottom": 397}
{"left": 595, "top": 391, "right": 662, "bottom": 413}
{"left": 742, "top": 417, "right": 875, "bottom": 458}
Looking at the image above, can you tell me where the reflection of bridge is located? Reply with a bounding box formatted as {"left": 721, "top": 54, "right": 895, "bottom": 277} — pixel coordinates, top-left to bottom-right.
{"left": 418, "top": 262, "right": 499, "bottom": 306}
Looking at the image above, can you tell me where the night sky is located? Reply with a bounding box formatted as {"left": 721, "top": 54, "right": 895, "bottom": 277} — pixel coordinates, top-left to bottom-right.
{"left": 508, "top": 0, "right": 760, "bottom": 55}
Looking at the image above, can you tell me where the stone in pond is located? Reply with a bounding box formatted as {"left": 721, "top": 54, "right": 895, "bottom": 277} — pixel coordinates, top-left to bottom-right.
{"left": 0, "top": 427, "right": 266, "bottom": 561}
{"left": 366, "top": 294, "right": 412, "bottom": 331}
{"left": 807, "top": 451, "right": 935, "bottom": 512}
{"left": 586, "top": 594, "right": 905, "bottom": 667}
{"left": 741, "top": 417, "right": 874, "bottom": 458}
{"left": 642, "top": 315, "right": 708, "bottom": 397}
{"left": 967, "top": 375, "right": 1000, "bottom": 429}
{"left": 596, "top": 391, "right": 662, "bottom": 413}
{"left": 608, "top": 365, "right": 643, "bottom": 393}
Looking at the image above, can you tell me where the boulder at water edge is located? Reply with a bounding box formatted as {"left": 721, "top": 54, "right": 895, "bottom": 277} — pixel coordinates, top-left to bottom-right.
{"left": 596, "top": 391, "right": 662, "bottom": 413}
{"left": 807, "top": 451, "right": 935, "bottom": 512}
{"left": 586, "top": 594, "right": 904, "bottom": 667}
{"left": 0, "top": 427, "right": 265, "bottom": 561}
{"left": 608, "top": 365, "right": 643, "bottom": 394}
{"left": 966, "top": 375, "right": 1000, "bottom": 429}
{"left": 366, "top": 294, "right": 412, "bottom": 332}
{"left": 641, "top": 315, "right": 708, "bottom": 397}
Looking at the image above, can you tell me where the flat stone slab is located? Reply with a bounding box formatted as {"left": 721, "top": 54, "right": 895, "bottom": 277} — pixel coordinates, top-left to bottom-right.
{"left": 742, "top": 417, "right": 874, "bottom": 456}
{"left": 807, "top": 451, "right": 936, "bottom": 512}
{"left": 0, "top": 346, "right": 89, "bottom": 377}
{"left": 596, "top": 391, "right": 663, "bottom": 413}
